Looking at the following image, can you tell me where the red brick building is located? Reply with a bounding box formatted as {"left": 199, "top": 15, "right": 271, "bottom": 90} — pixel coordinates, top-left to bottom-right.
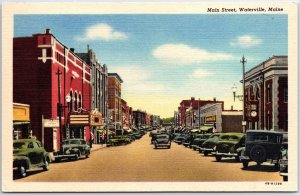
{"left": 108, "top": 73, "right": 123, "bottom": 130}
{"left": 244, "top": 56, "right": 288, "bottom": 132}
{"left": 121, "top": 99, "right": 130, "bottom": 129}
{"left": 178, "top": 97, "right": 224, "bottom": 128}
{"left": 13, "top": 29, "right": 92, "bottom": 152}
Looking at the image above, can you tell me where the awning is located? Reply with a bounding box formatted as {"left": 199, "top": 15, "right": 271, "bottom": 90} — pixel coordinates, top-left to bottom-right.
{"left": 96, "top": 129, "right": 115, "bottom": 135}
{"left": 191, "top": 129, "right": 200, "bottom": 133}
{"left": 13, "top": 121, "right": 30, "bottom": 125}
{"left": 200, "top": 125, "right": 213, "bottom": 131}
{"left": 124, "top": 128, "right": 132, "bottom": 133}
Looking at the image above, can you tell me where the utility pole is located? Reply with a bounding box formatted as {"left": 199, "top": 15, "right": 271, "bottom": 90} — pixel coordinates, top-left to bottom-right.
{"left": 56, "top": 68, "right": 63, "bottom": 145}
{"left": 198, "top": 98, "right": 200, "bottom": 130}
{"left": 241, "top": 56, "right": 247, "bottom": 133}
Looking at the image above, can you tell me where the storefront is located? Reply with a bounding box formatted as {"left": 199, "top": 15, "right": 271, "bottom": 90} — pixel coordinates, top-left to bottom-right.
{"left": 68, "top": 112, "right": 91, "bottom": 142}
{"left": 90, "top": 112, "right": 103, "bottom": 144}
{"left": 13, "top": 103, "right": 31, "bottom": 140}
{"left": 200, "top": 103, "right": 243, "bottom": 133}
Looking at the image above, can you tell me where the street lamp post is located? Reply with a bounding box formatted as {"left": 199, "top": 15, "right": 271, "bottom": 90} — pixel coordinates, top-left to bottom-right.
{"left": 232, "top": 56, "right": 247, "bottom": 132}
{"left": 56, "top": 68, "right": 63, "bottom": 145}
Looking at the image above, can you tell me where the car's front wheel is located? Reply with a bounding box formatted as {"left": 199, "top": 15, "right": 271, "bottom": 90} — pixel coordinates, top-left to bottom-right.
{"left": 86, "top": 152, "right": 90, "bottom": 158}
{"left": 204, "top": 151, "right": 209, "bottom": 156}
{"left": 18, "top": 165, "right": 27, "bottom": 178}
{"left": 283, "top": 176, "right": 288, "bottom": 181}
{"left": 43, "top": 159, "right": 49, "bottom": 171}
{"left": 74, "top": 152, "right": 80, "bottom": 160}
{"left": 215, "top": 155, "right": 222, "bottom": 162}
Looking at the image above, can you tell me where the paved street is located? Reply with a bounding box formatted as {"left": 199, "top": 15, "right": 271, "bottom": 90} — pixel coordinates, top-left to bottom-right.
{"left": 16, "top": 133, "right": 281, "bottom": 182}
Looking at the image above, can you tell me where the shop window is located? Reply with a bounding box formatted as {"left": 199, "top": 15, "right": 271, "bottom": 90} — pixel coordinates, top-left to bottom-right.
{"left": 69, "top": 91, "right": 73, "bottom": 112}
{"left": 267, "top": 84, "right": 272, "bottom": 103}
{"left": 74, "top": 92, "right": 78, "bottom": 111}
{"left": 284, "top": 87, "right": 288, "bottom": 103}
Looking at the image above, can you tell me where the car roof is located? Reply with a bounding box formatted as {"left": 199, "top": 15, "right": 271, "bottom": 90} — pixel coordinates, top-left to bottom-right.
{"left": 220, "top": 132, "right": 245, "bottom": 138}
{"left": 13, "top": 139, "right": 37, "bottom": 143}
{"left": 246, "top": 130, "right": 283, "bottom": 135}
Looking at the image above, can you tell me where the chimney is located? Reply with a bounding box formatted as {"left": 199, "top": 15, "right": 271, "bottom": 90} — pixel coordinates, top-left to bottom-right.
{"left": 70, "top": 48, "right": 75, "bottom": 52}
{"left": 45, "top": 28, "right": 51, "bottom": 34}
{"left": 191, "top": 97, "right": 195, "bottom": 101}
{"left": 213, "top": 97, "right": 216, "bottom": 102}
{"left": 231, "top": 105, "right": 233, "bottom": 110}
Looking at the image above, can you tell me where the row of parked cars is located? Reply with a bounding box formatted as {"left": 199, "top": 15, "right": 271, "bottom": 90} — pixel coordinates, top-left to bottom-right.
{"left": 13, "top": 137, "right": 91, "bottom": 178}
{"left": 171, "top": 129, "right": 288, "bottom": 181}
{"left": 107, "top": 130, "right": 147, "bottom": 147}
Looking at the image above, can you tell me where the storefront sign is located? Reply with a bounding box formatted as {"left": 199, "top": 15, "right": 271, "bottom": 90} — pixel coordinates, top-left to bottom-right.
{"left": 69, "top": 114, "right": 90, "bottom": 125}
{"left": 90, "top": 113, "right": 103, "bottom": 126}
{"left": 44, "top": 119, "right": 59, "bottom": 128}
{"left": 205, "top": 115, "right": 216, "bottom": 122}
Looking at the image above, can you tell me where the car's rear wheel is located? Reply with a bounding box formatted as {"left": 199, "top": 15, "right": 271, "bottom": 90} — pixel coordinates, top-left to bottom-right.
{"left": 283, "top": 176, "right": 288, "bottom": 181}
{"left": 154, "top": 144, "right": 157, "bottom": 149}
{"left": 215, "top": 155, "right": 222, "bottom": 162}
{"left": 43, "top": 159, "right": 49, "bottom": 171}
{"left": 250, "top": 145, "right": 266, "bottom": 164}
{"left": 204, "top": 151, "right": 209, "bottom": 156}
{"left": 18, "top": 165, "right": 27, "bottom": 178}
{"left": 86, "top": 152, "right": 90, "bottom": 158}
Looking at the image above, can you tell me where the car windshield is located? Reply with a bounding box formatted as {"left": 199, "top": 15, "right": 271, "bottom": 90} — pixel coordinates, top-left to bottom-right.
{"left": 69, "top": 140, "right": 81, "bottom": 144}
{"left": 157, "top": 135, "right": 169, "bottom": 139}
{"left": 13, "top": 142, "right": 26, "bottom": 149}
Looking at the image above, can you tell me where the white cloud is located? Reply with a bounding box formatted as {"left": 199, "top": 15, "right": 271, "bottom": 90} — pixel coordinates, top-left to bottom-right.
{"left": 109, "top": 65, "right": 165, "bottom": 94}
{"left": 189, "top": 69, "right": 213, "bottom": 78}
{"left": 152, "top": 44, "right": 234, "bottom": 65}
{"left": 76, "top": 23, "right": 127, "bottom": 41}
{"left": 230, "top": 35, "right": 262, "bottom": 48}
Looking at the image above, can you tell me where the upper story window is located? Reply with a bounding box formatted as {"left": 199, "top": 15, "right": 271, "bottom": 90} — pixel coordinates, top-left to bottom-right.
{"left": 267, "top": 84, "right": 272, "bottom": 103}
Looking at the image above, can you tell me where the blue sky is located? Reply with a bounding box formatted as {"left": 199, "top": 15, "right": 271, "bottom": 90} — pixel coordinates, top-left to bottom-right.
{"left": 14, "top": 14, "right": 287, "bottom": 117}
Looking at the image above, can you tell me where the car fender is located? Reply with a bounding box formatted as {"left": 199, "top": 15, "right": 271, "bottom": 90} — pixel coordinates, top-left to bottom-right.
{"left": 13, "top": 156, "right": 31, "bottom": 169}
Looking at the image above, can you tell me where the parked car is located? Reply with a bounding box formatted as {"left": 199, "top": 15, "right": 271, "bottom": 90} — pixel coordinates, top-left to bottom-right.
{"left": 200, "top": 133, "right": 222, "bottom": 156}
{"left": 239, "top": 130, "right": 284, "bottom": 168}
{"left": 182, "top": 134, "right": 194, "bottom": 147}
{"left": 279, "top": 133, "right": 288, "bottom": 181}
{"left": 173, "top": 134, "right": 188, "bottom": 144}
{"left": 194, "top": 134, "right": 212, "bottom": 151}
{"left": 214, "top": 132, "right": 245, "bottom": 162}
{"left": 54, "top": 139, "right": 90, "bottom": 161}
{"left": 153, "top": 134, "right": 171, "bottom": 149}
{"left": 189, "top": 134, "right": 205, "bottom": 149}
{"left": 13, "top": 138, "right": 51, "bottom": 178}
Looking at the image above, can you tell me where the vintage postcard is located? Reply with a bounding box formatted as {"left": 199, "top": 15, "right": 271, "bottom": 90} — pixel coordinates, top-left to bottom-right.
{"left": 2, "top": 1, "right": 298, "bottom": 192}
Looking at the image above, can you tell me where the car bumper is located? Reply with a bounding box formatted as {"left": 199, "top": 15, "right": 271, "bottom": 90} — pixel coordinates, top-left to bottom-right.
{"left": 54, "top": 154, "right": 76, "bottom": 159}
{"left": 216, "top": 152, "right": 238, "bottom": 157}
{"left": 239, "top": 155, "right": 250, "bottom": 162}
{"left": 280, "top": 172, "right": 288, "bottom": 177}
{"left": 156, "top": 143, "right": 171, "bottom": 147}
{"left": 200, "top": 148, "right": 214, "bottom": 152}
{"left": 182, "top": 142, "right": 190, "bottom": 146}
{"left": 174, "top": 140, "right": 182, "bottom": 144}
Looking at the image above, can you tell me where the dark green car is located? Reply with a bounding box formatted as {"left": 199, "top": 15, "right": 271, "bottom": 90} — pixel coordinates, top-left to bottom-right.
{"left": 54, "top": 139, "right": 91, "bottom": 161}
{"left": 214, "top": 132, "right": 245, "bottom": 162}
{"left": 107, "top": 135, "right": 131, "bottom": 146}
{"left": 200, "top": 133, "right": 222, "bottom": 156}
{"left": 13, "top": 139, "right": 51, "bottom": 178}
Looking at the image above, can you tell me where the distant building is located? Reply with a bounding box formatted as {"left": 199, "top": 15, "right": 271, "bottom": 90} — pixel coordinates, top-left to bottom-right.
{"left": 178, "top": 97, "right": 224, "bottom": 128}
{"left": 200, "top": 103, "right": 243, "bottom": 133}
{"left": 121, "top": 99, "right": 130, "bottom": 130}
{"left": 151, "top": 115, "right": 160, "bottom": 127}
{"left": 108, "top": 73, "right": 123, "bottom": 130}
{"left": 244, "top": 55, "right": 288, "bottom": 132}
{"left": 133, "top": 110, "right": 146, "bottom": 128}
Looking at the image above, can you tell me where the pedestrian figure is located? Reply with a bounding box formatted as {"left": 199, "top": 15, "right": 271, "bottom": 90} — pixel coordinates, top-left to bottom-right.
{"left": 90, "top": 131, "right": 94, "bottom": 148}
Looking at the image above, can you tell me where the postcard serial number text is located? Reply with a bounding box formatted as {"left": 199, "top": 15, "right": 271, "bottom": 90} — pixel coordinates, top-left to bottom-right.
{"left": 207, "top": 7, "right": 284, "bottom": 13}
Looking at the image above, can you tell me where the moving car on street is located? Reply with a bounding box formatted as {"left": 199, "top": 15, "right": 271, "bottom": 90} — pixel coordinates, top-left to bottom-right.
{"left": 239, "top": 130, "right": 284, "bottom": 168}
{"left": 200, "top": 133, "right": 222, "bottom": 156}
{"left": 54, "top": 139, "right": 91, "bottom": 161}
{"left": 13, "top": 138, "right": 51, "bottom": 178}
{"left": 214, "top": 132, "right": 245, "bottom": 162}
{"left": 153, "top": 134, "right": 171, "bottom": 149}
